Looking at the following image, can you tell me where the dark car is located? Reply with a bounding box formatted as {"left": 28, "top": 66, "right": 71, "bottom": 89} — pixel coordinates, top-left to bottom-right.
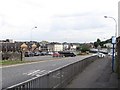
{"left": 24, "top": 52, "right": 29, "bottom": 57}
{"left": 40, "top": 52, "right": 48, "bottom": 56}
{"left": 25, "top": 52, "right": 34, "bottom": 57}
{"left": 58, "top": 51, "right": 76, "bottom": 57}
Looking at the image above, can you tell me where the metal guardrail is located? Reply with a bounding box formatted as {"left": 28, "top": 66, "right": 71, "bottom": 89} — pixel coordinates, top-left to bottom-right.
{"left": 4, "top": 55, "right": 97, "bottom": 89}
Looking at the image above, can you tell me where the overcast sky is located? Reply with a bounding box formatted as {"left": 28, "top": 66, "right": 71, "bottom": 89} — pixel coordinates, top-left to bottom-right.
{"left": 0, "top": 0, "right": 119, "bottom": 43}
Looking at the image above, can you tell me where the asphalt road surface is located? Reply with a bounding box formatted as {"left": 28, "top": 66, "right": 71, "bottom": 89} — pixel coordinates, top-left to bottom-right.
{"left": 2, "top": 55, "right": 95, "bottom": 89}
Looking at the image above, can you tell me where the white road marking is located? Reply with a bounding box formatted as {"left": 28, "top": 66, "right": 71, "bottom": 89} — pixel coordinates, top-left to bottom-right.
{"left": 36, "top": 74, "right": 41, "bottom": 77}
{"left": 23, "top": 70, "right": 47, "bottom": 77}
{"left": 28, "top": 70, "right": 40, "bottom": 76}
{"left": 23, "top": 70, "right": 36, "bottom": 75}
{"left": 31, "top": 70, "right": 46, "bottom": 76}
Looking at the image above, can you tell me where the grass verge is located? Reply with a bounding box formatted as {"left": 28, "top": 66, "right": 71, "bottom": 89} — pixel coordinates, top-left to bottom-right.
{"left": 0, "top": 60, "right": 29, "bottom": 66}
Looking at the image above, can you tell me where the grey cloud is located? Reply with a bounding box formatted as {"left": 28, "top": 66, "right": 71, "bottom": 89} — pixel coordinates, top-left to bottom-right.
{"left": 51, "top": 14, "right": 106, "bottom": 31}
{"left": 53, "top": 12, "right": 92, "bottom": 18}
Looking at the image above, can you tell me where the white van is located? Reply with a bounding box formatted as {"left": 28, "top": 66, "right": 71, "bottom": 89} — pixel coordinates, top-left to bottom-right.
{"left": 97, "top": 52, "right": 105, "bottom": 58}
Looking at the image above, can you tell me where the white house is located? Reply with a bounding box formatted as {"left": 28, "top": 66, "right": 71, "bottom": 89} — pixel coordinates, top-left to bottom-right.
{"left": 104, "top": 43, "right": 112, "bottom": 48}
{"left": 47, "top": 42, "right": 63, "bottom": 52}
{"left": 70, "top": 43, "right": 80, "bottom": 51}
{"left": 63, "top": 42, "right": 69, "bottom": 51}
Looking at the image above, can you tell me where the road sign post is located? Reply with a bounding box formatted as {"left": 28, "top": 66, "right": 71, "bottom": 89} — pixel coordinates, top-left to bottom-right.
{"left": 112, "top": 36, "right": 116, "bottom": 72}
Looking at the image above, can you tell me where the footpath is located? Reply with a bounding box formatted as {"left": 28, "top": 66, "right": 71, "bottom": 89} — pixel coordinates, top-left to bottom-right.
{"left": 66, "top": 56, "right": 119, "bottom": 88}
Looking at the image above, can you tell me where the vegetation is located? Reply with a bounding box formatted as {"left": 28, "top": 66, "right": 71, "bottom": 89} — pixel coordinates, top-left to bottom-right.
{"left": 76, "top": 44, "right": 90, "bottom": 53}
{"left": 94, "top": 38, "right": 112, "bottom": 48}
{"left": 81, "top": 45, "right": 90, "bottom": 52}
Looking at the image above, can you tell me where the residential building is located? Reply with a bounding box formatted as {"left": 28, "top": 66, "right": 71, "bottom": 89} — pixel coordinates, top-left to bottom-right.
{"left": 69, "top": 43, "right": 80, "bottom": 51}
{"left": 47, "top": 42, "right": 63, "bottom": 52}
{"left": 104, "top": 43, "right": 112, "bottom": 48}
{"left": 63, "top": 42, "right": 69, "bottom": 51}
{"left": 38, "top": 41, "right": 49, "bottom": 52}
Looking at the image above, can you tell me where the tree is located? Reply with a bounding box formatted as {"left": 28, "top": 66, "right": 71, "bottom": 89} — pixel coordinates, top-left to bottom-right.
{"left": 81, "top": 45, "right": 90, "bottom": 52}
{"left": 97, "top": 38, "right": 101, "bottom": 43}
{"left": 77, "top": 45, "right": 90, "bottom": 52}
{"left": 94, "top": 42, "right": 99, "bottom": 48}
{"left": 94, "top": 38, "right": 101, "bottom": 48}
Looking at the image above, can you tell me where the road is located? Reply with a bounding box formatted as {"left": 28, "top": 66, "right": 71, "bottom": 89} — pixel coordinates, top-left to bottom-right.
{"left": 2, "top": 55, "right": 94, "bottom": 89}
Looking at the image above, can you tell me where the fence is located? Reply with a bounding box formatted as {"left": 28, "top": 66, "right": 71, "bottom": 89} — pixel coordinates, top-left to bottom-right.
{"left": 5, "top": 55, "right": 97, "bottom": 89}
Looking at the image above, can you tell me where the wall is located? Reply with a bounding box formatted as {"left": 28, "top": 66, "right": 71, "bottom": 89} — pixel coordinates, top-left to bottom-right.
{"left": 116, "top": 37, "right": 120, "bottom": 78}
{"left": 47, "top": 44, "right": 63, "bottom": 52}
{"left": 118, "top": 1, "right": 120, "bottom": 36}
{"left": 47, "top": 44, "right": 54, "bottom": 52}
{"left": 54, "top": 44, "right": 63, "bottom": 51}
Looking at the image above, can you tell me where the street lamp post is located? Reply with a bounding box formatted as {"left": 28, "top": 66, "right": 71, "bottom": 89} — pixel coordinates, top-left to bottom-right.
{"left": 30, "top": 26, "right": 37, "bottom": 53}
{"left": 104, "top": 16, "right": 117, "bottom": 72}
{"left": 104, "top": 16, "right": 117, "bottom": 37}
{"left": 31, "top": 26, "right": 37, "bottom": 43}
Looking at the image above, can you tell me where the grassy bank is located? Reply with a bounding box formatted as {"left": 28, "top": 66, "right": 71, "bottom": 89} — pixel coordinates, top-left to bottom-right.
{"left": 0, "top": 60, "right": 28, "bottom": 66}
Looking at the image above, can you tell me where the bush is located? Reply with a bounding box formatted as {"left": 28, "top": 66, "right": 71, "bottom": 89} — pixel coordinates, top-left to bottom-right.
{"left": 2, "top": 52, "right": 21, "bottom": 60}
{"left": 81, "top": 45, "right": 90, "bottom": 53}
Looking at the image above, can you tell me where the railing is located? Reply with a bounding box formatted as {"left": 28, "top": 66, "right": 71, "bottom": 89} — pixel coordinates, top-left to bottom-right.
{"left": 4, "top": 55, "right": 97, "bottom": 89}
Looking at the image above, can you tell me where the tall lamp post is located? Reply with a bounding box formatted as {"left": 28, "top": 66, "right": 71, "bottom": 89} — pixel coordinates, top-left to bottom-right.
{"left": 31, "top": 26, "right": 37, "bottom": 43}
{"left": 104, "top": 16, "right": 117, "bottom": 37}
{"left": 30, "top": 26, "right": 37, "bottom": 52}
{"left": 104, "top": 16, "right": 117, "bottom": 72}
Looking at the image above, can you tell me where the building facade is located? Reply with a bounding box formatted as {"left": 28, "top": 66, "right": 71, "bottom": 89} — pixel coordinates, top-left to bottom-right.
{"left": 47, "top": 42, "right": 63, "bottom": 52}
{"left": 116, "top": 36, "right": 120, "bottom": 78}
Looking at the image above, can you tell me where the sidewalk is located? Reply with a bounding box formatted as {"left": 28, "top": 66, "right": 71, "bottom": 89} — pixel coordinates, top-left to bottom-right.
{"left": 66, "top": 56, "right": 118, "bottom": 88}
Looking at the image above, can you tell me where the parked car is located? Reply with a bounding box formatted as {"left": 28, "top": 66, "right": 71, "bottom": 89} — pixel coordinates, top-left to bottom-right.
{"left": 97, "top": 52, "right": 105, "bottom": 58}
{"left": 52, "top": 52, "right": 63, "bottom": 57}
{"left": 25, "top": 52, "right": 34, "bottom": 57}
{"left": 58, "top": 51, "right": 76, "bottom": 57}
{"left": 30, "top": 52, "right": 35, "bottom": 57}
{"left": 108, "top": 52, "right": 112, "bottom": 56}
{"left": 47, "top": 52, "right": 53, "bottom": 55}
{"left": 34, "top": 52, "right": 41, "bottom": 56}
{"left": 24, "top": 52, "right": 29, "bottom": 57}
{"left": 39, "top": 52, "right": 48, "bottom": 56}
{"left": 108, "top": 52, "right": 115, "bottom": 57}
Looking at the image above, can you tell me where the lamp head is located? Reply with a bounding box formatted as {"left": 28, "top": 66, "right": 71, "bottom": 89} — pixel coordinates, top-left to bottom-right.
{"left": 104, "top": 16, "right": 107, "bottom": 18}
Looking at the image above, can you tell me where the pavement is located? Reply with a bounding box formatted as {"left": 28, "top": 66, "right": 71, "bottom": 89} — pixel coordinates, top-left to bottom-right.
{"left": 66, "top": 56, "right": 119, "bottom": 88}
